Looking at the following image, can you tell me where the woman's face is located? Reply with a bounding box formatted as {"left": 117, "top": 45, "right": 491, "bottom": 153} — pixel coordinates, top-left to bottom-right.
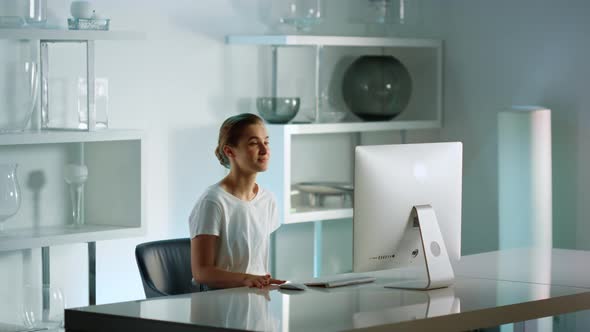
{"left": 226, "top": 123, "right": 270, "bottom": 173}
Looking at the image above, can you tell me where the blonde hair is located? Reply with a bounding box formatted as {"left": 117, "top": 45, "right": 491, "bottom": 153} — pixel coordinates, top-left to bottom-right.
{"left": 215, "top": 113, "right": 264, "bottom": 168}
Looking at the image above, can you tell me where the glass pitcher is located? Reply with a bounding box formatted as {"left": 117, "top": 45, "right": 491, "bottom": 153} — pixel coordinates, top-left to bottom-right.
{"left": 0, "top": 163, "right": 21, "bottom": 233}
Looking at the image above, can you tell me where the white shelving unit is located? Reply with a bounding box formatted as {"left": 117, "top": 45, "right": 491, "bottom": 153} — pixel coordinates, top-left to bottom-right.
{"left": 0, "top": 29, "right": 145, "bottom": 305}
{"left": 0, "top": 129, "right": 143, "bottom": 145}
{"left": 0, "top": 129, "right": 144, "bottom": 251}
{"left": 227, "top": 35, "right": 443, "bottom": 223}
{"left": 225, "top": 35, "right": 441, "bottom": 48}
{"left": 226, "top": 35, "right": 443, "bottom": 126}
{"left": 227, "top": 35, "right": 444, "bottom": 277}
{"left": 0, "top": 224, "right": 141, "bottom": 252}
{"left": 262, "top": 121, "right": 442, "bottom": 225}
{"left": 0, "top": 28, "right": 144, "bottom": 41}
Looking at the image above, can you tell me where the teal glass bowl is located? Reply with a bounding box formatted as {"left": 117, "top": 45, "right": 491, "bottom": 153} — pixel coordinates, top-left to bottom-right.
{"left": 256, "top": 97, "right": 300, "bottom": 124}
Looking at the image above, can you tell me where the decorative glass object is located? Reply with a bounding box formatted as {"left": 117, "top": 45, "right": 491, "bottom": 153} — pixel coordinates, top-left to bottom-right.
{"left": 341, "top": 55, "right": 412, "bottom": 121}
{"left": 273, "top": 0, "right": 325, "bottom": 32}
{"left": 21, "top": 285, "right": 65, "bottom": 330}
{"left": 0, "top": 164, "right": 21, "bottom": 234}
{"left": 68, "top": 18, "right": 110, "bottom": 31}
{"left": 256, "top": 97, "right": 300, "bottom": 124}
{"left": 0, "top": 61, "right": 39, "bottom": 133}
{"left": 41, "top": 42, "right": 90, "bottom": 130}
{"left": 350, "top": 0, "right": 419, "bottom": 25}
{"left": 64, "top": 164, "right": 88, "bottom": 226}
{"left": 78, "top": 78, "right": 109, "bottom": 129}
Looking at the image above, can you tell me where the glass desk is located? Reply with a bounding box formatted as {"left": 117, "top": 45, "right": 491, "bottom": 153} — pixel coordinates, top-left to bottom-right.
{"left": 65, "top": 269, "right": 590, "bottom": 332}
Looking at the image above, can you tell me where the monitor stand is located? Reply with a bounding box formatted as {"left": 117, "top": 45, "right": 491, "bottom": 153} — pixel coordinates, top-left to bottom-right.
{"left": 384, "top": 204, "right": 455, "bottom": 290}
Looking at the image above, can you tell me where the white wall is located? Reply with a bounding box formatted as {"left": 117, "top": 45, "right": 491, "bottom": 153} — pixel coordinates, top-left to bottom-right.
{"left": 441, "top": 0, "right": 590, "bottom": 254}
{"left": 8, "top": 0, "right": 590, "bottom": 321}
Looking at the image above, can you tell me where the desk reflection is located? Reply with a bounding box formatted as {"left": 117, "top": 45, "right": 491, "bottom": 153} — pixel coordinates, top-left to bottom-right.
{"left": 138, "top": 283, "right": 459, "bottom": 331}
{"left": 190, "top": 288, "right": 281, "bottom": 331}
{"left": 353, "top": 287, "right": 460, "bottom": 329}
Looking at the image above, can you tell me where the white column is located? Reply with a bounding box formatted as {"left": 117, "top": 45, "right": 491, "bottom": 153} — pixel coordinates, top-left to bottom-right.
{"left": 498, "top": 106, "right": 552, "bottom": 250}
{"left": 498, "top": 106, "right": 553, "bottom": 332}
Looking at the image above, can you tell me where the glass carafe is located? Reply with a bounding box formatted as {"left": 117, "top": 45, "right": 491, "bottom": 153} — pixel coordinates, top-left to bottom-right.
{"left": 0, "top": 163, "right": 21, "bottom": 233}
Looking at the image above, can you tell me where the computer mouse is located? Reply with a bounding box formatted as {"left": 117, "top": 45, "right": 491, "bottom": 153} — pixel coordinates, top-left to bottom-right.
{"left": 279, "top": 282, "right": 307, "bottom": 291}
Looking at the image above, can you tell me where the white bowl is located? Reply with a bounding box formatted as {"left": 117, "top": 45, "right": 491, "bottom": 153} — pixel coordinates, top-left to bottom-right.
{"left": 70, "top": 1, "right": 94, "bottom": 19}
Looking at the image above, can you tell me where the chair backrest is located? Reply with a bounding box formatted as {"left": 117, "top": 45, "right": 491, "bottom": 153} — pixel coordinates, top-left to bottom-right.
{"left": 135, "top": 238, "right": 200, "bottom": 298}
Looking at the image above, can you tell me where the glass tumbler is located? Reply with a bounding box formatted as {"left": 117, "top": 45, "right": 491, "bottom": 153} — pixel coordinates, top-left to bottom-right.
{"left": 25, "top": 0, "right": 47, "bottom": 26}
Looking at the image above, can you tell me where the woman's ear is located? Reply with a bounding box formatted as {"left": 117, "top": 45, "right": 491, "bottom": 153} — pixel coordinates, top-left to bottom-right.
{"left": 222, "top": 145, "right": 234, "bottom": 159}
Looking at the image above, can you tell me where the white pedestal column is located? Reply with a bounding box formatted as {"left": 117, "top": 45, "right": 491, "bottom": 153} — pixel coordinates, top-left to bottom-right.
{"left": 498, "top": 106, "right": 552, "bottom": 250}
{"left": 498, "top": 106, "right": 553, "bottom": 332}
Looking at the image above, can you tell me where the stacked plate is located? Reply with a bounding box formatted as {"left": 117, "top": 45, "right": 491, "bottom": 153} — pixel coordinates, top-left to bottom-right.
{"left": 292, "top": 182, "right": 353, "bottom": 208}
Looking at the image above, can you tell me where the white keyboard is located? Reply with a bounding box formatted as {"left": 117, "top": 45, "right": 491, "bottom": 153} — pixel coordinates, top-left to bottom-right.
{"left": 304, "top": 274, "right": 376, "bottom": 288}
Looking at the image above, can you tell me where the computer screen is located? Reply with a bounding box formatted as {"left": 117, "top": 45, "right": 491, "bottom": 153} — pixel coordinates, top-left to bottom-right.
{"left": 353, "top": 142, "right": 462, "bottom": 273}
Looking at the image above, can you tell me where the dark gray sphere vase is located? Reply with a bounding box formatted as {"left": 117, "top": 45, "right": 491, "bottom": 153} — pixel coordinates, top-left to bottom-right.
{"left": 342, "top": 55, "right": 412, "bottom": 121}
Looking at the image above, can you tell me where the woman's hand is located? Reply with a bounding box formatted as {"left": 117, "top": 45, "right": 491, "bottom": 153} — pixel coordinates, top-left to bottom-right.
{"left": 243, "top": 274, "right": 286, "bottom": 288}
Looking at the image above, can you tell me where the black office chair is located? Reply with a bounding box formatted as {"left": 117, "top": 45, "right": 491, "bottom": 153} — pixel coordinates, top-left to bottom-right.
{"left": 135, "top": 238, "right": 203, "bottom": 298}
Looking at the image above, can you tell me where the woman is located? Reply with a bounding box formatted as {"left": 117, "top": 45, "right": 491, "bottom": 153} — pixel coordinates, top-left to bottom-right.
{"left": 189, "top": 113, "right": 285, "bottom": 289}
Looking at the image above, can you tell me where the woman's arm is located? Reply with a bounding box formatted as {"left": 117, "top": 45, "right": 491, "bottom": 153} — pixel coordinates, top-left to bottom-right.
{"left": 191, "top": 235, "right": 280, "bottom": 289}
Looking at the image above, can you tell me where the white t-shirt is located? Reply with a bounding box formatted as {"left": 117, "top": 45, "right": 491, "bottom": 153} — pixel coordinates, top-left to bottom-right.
{"left": 189, "top": 183, "right": 280, "bottom": 275}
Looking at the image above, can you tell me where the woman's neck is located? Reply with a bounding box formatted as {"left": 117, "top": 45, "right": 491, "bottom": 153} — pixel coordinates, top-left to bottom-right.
{"left": 220, "top": 171, "right": 258, "bottom": 201}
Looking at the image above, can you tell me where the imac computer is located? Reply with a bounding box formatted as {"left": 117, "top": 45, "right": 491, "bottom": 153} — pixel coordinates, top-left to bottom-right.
{"left": 353, "top": 142, "right": 462, "bottom": 289}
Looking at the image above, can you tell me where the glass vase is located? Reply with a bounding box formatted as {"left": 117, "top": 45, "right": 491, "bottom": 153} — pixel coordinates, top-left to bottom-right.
{"left": 0, "top": 61, "right": 39, "bottom": 133}
{"left": 0, "top": 163, "right": 21, "bottom": 234}
{"left": 64, "top": 164, "right": 88, "bottom": 226}
{"left": 21, "top": 285, "right": 65, "bottom": 330}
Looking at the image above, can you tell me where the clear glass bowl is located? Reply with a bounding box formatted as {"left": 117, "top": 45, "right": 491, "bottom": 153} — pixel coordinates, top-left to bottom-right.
{"left": 0, "top": 60, "right": 38, "bottom": 132}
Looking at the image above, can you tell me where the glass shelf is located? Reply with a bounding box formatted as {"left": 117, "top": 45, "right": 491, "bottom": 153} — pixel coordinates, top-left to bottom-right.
{"left": 0, "top": 224, "right": 142, "bottom": 251}
{"left": 0, "top": 28, "right": 144, "bottom": 41}
{"left": 226, "top": 35, "right": 441, "bottom": 48}
{"left": 0, "top": 129, "right": 143, "bottom": 145}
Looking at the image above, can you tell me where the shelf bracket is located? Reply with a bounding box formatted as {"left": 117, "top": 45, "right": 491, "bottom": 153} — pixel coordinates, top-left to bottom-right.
{"left": 313, "top": 221, "right": 323, "bottom": 277}
{"left": 41, "top": 246, "right": 50, "bottom": 319}
{"left": 313, "top": 45, "right": 323, "bottom": 123}
{"left": 88, "top": 241, "right": 96, "bottom": 305}
{"left": 271, "top": 46, "right": 278, "bottom": 98}
{"left": 86, "top": 40, "right": 96, "bottom": 131}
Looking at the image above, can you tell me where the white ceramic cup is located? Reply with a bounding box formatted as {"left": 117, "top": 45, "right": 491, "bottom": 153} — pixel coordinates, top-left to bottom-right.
{"left": 70, "top": 1, "right": 94, "bottom": 19}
